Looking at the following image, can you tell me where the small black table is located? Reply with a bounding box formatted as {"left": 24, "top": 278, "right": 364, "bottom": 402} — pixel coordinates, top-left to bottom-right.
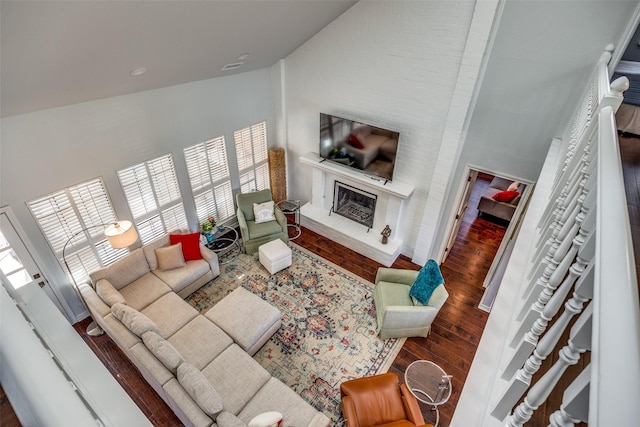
{"left": 204, "top": 225, "right": 241, "bottom": 264}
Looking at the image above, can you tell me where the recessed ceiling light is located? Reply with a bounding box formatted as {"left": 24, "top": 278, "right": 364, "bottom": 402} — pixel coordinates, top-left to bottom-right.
{"left": 130, "top": 67, "right": 147, "bottom": 77}
{"left": 221, "top": 62, "right": 244, "bottom": 71}
{"left": 237, "top": 53, "right": 250, "bottom": 61}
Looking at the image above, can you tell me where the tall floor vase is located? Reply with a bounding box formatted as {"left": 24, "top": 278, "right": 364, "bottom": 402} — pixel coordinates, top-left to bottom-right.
{"left": 269, "top": 147, "right": 287, "bottom": 203}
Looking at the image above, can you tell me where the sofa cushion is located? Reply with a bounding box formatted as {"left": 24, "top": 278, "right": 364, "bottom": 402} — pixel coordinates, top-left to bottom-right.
{"left": 507, "top": 181, "right": 521, "bottom": 192}
{"left": 130, "top": 342, "right": 175, "bottom": 388}
{"left": 156, "top": 243, "right": 186, "bottom": 271}
{"left": 201, "top": 344, "right": 271, "bottom": 416}
{"left": 142, "top": 330, "right": 184, "bottom": 373}
{"left": 253, "top": 201, "right": 275, "bottom": 224}
{"left": 170, "top": 233, "right": 202, "bottom": 261}
{"left": 492, "top": 190, "right": 519, "bottom": 203}
{"left": 119, "top": 273, "right": 172, "bottom": 311}
{"left": 205, "top": 287, "right": 281, "bottom": 356}
{"left": 89, "top": 248, "right": 150, "bottom": 290}
{"left": 95, "top": 279, "right": 126, "bottom": 307}
{"left": 111, "top": 303, "right": 162, "bottom": 337}
{"left": 168, "top": 316, "right": 233, "bottom": 370}
{"left": 247, "top": 220, "right": 284, "bottom": 240}
{"left": 238, "top": 378, "right": 320, "bottom": 426}
{"left": 177, "top": 363, "right": 224, "bottom": 418}
{"left": 142, "top": 234, "right": 171, "bottom": 270}
{"left": 101, "top": 313, "right": 141, "bottom": 350}
{"left": 216, "top": 412, "right": 247, "bottom": 427}
{"left": 141, "top": 292, "right": 199, "bottom": 338}
{"left": 163, "top": 379, "right": 215, "bottom": 427}
{"left": 152, "top": 259, "right": 211, "bottom": 294}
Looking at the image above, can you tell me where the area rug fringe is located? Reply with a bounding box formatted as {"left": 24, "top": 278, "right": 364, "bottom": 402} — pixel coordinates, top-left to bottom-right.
{"left": 186, "top": 242, "right": 405, "bottom": 422}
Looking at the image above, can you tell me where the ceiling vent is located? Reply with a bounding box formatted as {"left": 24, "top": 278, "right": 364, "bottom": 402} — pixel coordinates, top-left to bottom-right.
{"left": 221, "top": 62, "right": 244, "bottom": 71}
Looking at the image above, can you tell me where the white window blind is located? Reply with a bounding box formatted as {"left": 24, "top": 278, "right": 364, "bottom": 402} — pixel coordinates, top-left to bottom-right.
{"left": 184, "top": 136, "right": 234, "bottom": 224}
{"left": 118, "top": 154, "right": 188, "bottom": 244}
{"left": 27, "top": 177, "right": 127, "bottom": 285}
{"left": 234, "top": 121, "right": 270, "bottom": 193}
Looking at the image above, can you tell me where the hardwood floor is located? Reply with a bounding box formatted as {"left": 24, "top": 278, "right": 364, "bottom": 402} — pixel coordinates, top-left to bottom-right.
{"left": 69, "top": 175, "right": 505, "bottom": 427}
{"left": 0, "top": 174, "right": 507, "bottom": 427}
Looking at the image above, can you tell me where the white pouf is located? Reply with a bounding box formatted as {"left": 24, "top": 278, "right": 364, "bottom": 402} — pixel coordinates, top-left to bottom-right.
{"left": 258, "top": 239, "right": 292, "bottom": 274}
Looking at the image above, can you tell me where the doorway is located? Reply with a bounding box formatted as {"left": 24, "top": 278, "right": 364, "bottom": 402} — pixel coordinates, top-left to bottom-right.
{"left": 0, "top": 207, "right": 73, "bottom": 319}
{"left": 438, "top": 167, "right": 533, "bottom": 312}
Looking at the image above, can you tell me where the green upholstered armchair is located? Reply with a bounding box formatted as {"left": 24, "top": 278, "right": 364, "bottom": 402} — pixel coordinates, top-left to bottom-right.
{"left": 373, "top": 267, "right": 449, "bottom": 340}
{"left": 236, "top": 189, "right": 289, "bottom": 254}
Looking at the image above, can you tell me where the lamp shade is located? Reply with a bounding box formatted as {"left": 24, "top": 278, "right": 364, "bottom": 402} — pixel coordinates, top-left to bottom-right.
{"left": 104, "top": 220, "right": 138, "bottom": 249}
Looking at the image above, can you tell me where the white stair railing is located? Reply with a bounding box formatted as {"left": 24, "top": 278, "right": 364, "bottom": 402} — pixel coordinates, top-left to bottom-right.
{"left": 452, "top": 47, "right": 640, "bottom": 427}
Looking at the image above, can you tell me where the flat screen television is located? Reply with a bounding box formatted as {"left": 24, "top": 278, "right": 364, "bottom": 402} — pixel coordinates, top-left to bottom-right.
{"left": 319, "top": 113, "right": 400, "bottom": 183}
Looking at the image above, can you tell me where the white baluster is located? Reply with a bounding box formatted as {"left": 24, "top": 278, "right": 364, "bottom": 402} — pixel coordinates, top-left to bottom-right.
{"left": 548, "top": 365, "right": 591, "bottom": 427}
{"left": 506, "top": 304, "right": 593, "bottom": 427}
{"left": 494, "top": 265, "right": 594, "bottom": 421}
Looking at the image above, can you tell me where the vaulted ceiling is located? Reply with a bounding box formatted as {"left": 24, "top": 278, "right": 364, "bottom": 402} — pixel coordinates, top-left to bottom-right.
{"left": 0, "top": 1, "right": 356, "bottom": 118}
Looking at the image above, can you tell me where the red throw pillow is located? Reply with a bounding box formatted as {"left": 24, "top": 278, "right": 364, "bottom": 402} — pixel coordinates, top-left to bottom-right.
{"left": 169, "top": 232, "right": 202, "bottom": 261}
{"left": 492, "top": 190, "right": 519, "bottom": 203}
{"left": 348, "top": 134, "right": 365, "bottom": 149}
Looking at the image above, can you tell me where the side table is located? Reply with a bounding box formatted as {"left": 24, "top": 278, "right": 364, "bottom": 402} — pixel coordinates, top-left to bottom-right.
{"left": 204, "top": 225, "right": 241, "bottom": 264}
{"left": 404, "top": 360, "right": 452, "bottom": 427}
{"left": 277, "top": 200, "right": 301, "bottom": 240}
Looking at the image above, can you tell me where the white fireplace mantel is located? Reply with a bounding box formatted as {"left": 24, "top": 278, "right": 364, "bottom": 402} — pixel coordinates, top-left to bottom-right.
{"left": 299, "top": 152, "right": 414, "bottom": 266}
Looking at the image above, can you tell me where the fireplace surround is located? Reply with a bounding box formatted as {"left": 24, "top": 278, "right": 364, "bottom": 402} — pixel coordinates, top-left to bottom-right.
{"left": 299, "top": 152, "right": 414, "bottom": 266}
{"left": 333, "top": 181, "right": 377, "bottom": 229}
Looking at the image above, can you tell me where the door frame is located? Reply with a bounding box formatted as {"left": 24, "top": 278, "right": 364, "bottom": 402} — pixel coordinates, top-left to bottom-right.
{"left": 441, "top": 169, "right": 478, "bottom": 263}
{"left": 436, "top": 165, "right": 535, "bottom": 294}
{"left": 0, "top": 205, "right": 75, "bottom": 320}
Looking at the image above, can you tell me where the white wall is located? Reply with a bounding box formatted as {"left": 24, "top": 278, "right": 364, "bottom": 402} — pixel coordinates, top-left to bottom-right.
{"left": 278, "top": 0, "right": 640, "bottom": 264}
{"left": 277, "top": 0, "right": 477, "bottom": 257}
{"left": 0, "top": 69, "right": 275, "bottom": 320}
{"left": 428, "top": 0, "right": 640, "bottom": 262}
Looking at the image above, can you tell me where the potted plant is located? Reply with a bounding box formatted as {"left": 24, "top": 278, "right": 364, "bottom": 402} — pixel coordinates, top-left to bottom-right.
{"left": 201, "top": 216, "right": 217, "bottom": 242}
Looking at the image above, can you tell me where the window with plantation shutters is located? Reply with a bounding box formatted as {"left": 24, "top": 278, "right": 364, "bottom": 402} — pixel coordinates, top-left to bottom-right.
{"left": 27, "top": 177, "right": 128, "bottom": 285}
{"left": 118, "top": 154, "right": 188, "bottom": 244}
{"left": 234, "top": 121, "right": 270, "bottom": 193}
{"left": 184, "top": 136, "right": 234, "bottom": 224}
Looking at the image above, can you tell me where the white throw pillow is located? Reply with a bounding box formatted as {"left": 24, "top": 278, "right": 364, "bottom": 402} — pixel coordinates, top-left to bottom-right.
{"left": 253, "top": 201, "right": 275, "bottom": 224}
{"left": 507, "top": 181, "right": 520, "bottom": 192}
{"left": 155, "top": 243, "right": 186, "bottom": 271}
{"left": 248, "top": 412, "right": 283, "bottom": 427}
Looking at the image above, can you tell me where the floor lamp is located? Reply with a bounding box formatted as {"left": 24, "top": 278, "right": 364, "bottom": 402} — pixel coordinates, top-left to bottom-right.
{"left": 62, "top": 220, "right": 138, "bottom": 336}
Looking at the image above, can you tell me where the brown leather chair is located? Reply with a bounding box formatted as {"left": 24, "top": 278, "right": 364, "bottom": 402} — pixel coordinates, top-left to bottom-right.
{"left": 340, "top": 373, "right": 434, "bottom": 427}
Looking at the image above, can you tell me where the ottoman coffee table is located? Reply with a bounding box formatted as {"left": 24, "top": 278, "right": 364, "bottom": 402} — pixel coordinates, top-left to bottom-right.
{"left": 205, "top": 287, "right": 282, "bottom": 356}
{"left": 258, "top": 238, "right": 292, "bottom": 274}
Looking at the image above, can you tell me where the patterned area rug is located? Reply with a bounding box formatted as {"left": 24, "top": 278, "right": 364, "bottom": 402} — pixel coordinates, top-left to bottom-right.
{"left": 185, "top": 243, "right": 405, "bottom": 423}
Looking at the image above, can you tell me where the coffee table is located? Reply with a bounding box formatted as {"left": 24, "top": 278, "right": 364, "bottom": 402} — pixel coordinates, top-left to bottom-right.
{"left": 404, "top": 360, "right": 452, "bottom": 427}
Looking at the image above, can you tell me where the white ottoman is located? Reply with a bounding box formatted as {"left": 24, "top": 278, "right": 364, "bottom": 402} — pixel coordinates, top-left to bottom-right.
{"left": 259, "top": 238, "right": 292, "bottom": 274}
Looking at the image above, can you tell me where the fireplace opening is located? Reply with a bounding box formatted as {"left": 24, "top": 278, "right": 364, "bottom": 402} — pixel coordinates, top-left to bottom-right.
{"left": 332, "top": 181, "right": 377, "bottom": 229}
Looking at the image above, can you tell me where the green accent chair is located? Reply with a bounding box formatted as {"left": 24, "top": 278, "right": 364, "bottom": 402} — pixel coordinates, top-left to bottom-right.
{"left": 373, "top": 267, "right": 449, "bottom": 340}
{"left": 236, "top": 189, "right": 289, "bottom": 254}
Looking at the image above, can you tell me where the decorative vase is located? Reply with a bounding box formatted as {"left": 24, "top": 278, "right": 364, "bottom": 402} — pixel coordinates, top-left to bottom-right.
{"left": 202, "top": 226, "right": 218, "bottom": 243}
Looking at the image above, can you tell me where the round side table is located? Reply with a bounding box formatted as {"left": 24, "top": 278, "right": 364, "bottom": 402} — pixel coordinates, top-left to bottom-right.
{"left": 404, "top": 360, "right": 452, "bottom": 427}
{"left": 205, "top": 225, "right": 241, "bottom": 264}
{"left": 277, "top": 200, "right": 301, "bottom": 240}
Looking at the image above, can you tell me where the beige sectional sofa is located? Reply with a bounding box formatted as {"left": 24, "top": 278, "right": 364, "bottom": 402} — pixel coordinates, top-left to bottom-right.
{"left": 80, "top": 233, "right": 329, "bottom": 427}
